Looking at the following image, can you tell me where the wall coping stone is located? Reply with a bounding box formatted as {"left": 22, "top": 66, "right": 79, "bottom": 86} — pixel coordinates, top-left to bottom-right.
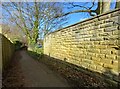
{"left": 45, "top": 8, "right": 120, "bottom": 37}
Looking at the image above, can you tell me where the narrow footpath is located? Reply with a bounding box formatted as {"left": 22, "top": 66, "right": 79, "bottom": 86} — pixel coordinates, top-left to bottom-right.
{"left": 3, "top": 50, "right": 115, "bottom": 88}
{"left": 19, "top": 50, "right": 70, "bottom": 87}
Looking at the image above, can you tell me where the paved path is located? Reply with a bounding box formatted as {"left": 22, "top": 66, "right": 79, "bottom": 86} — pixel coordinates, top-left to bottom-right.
{"left": 19, "top": 50, "right": 70, "bottom": 87}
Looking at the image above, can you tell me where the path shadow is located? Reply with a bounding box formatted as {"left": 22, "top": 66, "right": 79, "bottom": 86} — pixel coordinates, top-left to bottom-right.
{"left": 2, "top": 40, "right": 28, "bottom": 87}
{"left": 2, "top": 50, "right": 24, "bottom": 87}
{"left": 14, "top": 40, "right": 28, "bottom": 51}
{"left": 27, "top": 50, "right": 119, "bottom": 88}
{"left": 102, "top": 67, "right": 120, "bottom": 87}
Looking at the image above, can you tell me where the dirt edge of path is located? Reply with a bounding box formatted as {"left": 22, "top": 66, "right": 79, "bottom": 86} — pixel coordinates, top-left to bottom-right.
{"left": 2, "top": 51, "right": 24, "bottom": 87}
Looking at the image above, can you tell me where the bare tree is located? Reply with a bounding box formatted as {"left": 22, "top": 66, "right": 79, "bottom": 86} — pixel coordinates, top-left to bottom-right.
{"left": 55, "top": 0, "right": 117, "bottom": 18}
{"left": 2, "top": 1, "right": 119, "bottom": 46}
{"left": 2, "top": 24, "right": 24, "bottom": 41}
{"left": 2, "top": 2, "right": 67, "bottom": 46}
{"left": 96, "top": 0, "right": 112, "bottom": 14}
{"left": 115, "top": 0, "right": 120, "bottom": 8}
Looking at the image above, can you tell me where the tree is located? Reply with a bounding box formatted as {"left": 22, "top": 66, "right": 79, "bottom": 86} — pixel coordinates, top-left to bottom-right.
{"left": 2, "top": 0, "right": 119, "bottom": 46}
{"left": 115, "top": 0, "right": 120, "bottom": 8}
{"left": 95, "top": 0, "right": 111, "bottom": 14}
{"left": 2, "top": 24, "right": 24, "bottom": 41}
{"left": 55, "top": 0, "right": 118, "bottom": 18}
{"left": 2, "top": 2, "right": 67, "bottom": 46}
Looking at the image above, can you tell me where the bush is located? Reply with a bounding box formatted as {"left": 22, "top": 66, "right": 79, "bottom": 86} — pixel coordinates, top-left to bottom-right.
{"left": 13, "top": 41, "right": 22, "bottom": 50}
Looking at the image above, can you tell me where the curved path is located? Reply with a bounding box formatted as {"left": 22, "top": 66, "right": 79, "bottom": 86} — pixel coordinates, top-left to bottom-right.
{"left": 19, "top": 50, "right": 70, "bottom": 87}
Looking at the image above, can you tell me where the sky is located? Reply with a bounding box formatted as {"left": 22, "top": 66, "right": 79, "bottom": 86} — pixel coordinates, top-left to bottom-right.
{"left": 63, "top": 0, "right": 116, "bottom": 28}
{"left": 1, "top": 0, "right": 117, "bottom": 39}
{"left": 1, "top": 0, "right": 117, "bottom": 23}
{"left": 1, "top": 1, "right": 116, "bottom": 27}
{"left": 1, "top": 0, "right": 118, "bottom": 2}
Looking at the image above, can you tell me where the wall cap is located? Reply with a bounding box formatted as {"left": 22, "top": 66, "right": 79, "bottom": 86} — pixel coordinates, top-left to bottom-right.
{"left": 45, "top": 8, "right": 120, "bottom": 37}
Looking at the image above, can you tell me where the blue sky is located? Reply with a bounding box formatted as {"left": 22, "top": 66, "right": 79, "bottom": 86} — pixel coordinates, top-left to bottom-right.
{"left": 62, "top": 1, "right": 116, "bottom": 28}
{"left": 2, "top": 1, "right": 116, "bottom": 25}
{"left": 1, "top": 1, "right": 117, "bottom": 34}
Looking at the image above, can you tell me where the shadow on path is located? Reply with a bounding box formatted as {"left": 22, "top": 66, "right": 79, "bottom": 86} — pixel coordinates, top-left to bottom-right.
{"left": 28, "top": 51, "right": 119, "bottom": 89}
{"left": 2, "top": 51, "right": 24, "bottom": 87}
{"left": 19, "top": 50, "right": 70, "bottom": 87}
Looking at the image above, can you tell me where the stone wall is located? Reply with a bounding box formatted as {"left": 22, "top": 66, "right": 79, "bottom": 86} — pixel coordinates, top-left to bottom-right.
{"left": 0, "top": 34, "right": 15, "bottom": 70}
{"left": 44, "top": 9, "right": 120, "bottom": 83}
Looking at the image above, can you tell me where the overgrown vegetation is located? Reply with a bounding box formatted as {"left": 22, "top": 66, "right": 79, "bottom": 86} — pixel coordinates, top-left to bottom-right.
{"left": 27, "top": 48, "right": 43, "bottom": 60}
{"left": 13, "top": 41, "right": 23, "bottom": 50}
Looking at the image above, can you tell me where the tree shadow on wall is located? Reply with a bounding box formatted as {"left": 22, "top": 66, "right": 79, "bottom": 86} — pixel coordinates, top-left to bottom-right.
{"left": 28, "top": 50, "right": 119, "bottom": 88}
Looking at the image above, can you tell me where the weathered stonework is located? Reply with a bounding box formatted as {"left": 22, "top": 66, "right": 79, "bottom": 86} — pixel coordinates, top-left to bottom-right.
{"left": 44, "top": 9, "right": 120, "bottom": 83}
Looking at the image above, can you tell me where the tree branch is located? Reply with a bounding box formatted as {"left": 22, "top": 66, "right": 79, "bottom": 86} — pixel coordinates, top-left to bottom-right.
{"left": 68, "top": 2, "right": 89, "bottom": 10}
{"left": 54, "top": 9, "right": 95, "bottom": 18}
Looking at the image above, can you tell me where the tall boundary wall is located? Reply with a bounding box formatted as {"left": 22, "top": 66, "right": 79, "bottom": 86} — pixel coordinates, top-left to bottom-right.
{"left": 44, "top": 9, "right": 120, "bottom": 83}
{"left": 0, "top": 34, "right": 15, "bottom": 70}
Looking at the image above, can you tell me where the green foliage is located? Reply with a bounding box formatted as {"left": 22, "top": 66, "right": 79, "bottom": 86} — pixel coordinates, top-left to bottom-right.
{"left": 13, "top": 41, "right": 23, "bottom": 50}
{"left": 28, "top": 44, "right": 43, "bottom": 59}
{"left": 34, "top": 47, "right": 43, "bottom": 55}
{"left": 27, "top": 48, "right": 43, "bottom": 61}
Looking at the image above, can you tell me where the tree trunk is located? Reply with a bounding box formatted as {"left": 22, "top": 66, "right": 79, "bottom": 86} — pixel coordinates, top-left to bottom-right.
{"left": 96, "top": 0, "right": 111, "bottom": 15}
{"left": 115, "top": 0, "right": 120, "bottom": 9}
{"left": 27, "top": 37, "right": 36, "bottom": 51}
{"left": 102, "top": 0, "right": 111, "bottom": 13}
